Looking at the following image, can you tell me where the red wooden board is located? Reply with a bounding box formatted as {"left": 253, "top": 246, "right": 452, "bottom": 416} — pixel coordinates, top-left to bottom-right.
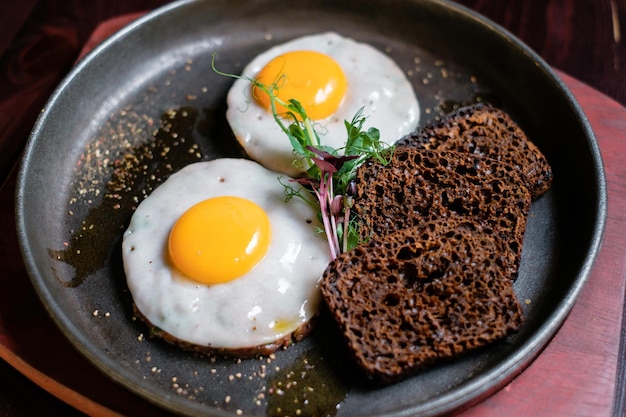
{"left": 1, "top": 14, "right": 624, "bottom": 417}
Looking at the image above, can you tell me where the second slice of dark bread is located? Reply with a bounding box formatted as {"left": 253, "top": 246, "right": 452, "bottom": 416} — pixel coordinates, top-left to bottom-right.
{"left": 353, "top": 147, "right": 532, "bottom": 278}
{"left": 319, "top": 218, "right": 524, "bottom": 384}
{"left": 397, "top": 102, "right": 552, "bottom": 200}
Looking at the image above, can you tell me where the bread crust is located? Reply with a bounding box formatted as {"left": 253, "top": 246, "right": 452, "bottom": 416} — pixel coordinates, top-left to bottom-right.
{"left": 397, "top": 102, "right": 552, "bottom": 200}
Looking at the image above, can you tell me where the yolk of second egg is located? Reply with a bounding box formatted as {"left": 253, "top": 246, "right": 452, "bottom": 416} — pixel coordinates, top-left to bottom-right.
{"left": 168, "top": 196, "right": 271, "bottom": 285}
{"left": 253, "top": 50, "right": 348, "bottom": 120}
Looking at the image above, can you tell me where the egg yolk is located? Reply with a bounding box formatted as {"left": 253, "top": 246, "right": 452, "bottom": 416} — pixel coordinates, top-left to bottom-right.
{"left": 168, "top": 196, "right": 271, "bottom": 285}
{"left": 253, "top": 50, "right": 348, "bottom": 120}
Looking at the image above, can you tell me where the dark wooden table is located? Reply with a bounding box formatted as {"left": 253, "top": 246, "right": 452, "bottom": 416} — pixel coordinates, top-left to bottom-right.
{"left": 1, "top": 1, "right": 625, "bottom": 416}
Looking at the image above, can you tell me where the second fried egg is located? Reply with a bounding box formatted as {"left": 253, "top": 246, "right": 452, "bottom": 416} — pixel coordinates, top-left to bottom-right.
{"left": 226, "top": 32, "right": 420, "bottom": 177}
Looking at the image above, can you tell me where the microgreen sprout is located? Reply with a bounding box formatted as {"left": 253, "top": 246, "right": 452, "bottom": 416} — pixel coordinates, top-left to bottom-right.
{"left": 212, "top": 53, "right": 394, "bottom": 259}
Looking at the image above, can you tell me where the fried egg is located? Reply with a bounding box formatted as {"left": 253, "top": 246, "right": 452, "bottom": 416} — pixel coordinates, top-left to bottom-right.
{"left": 226, "top": 32, "right": 420, "bottom": 176}
{"left": 122, "top": 158, "right": 329, "bottom": 350}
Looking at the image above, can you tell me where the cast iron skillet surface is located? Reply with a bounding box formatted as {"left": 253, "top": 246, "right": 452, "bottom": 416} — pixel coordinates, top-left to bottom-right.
{"left": 16, "top": 0, "right": 606, "bottom": 416}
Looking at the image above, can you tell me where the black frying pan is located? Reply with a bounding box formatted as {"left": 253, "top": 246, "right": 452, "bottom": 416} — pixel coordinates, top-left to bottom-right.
{"left": 16, "top": 0, "right": 606, "bottom": 416}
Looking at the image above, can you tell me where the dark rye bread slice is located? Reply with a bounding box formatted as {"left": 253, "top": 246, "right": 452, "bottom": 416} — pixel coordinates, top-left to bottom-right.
{"left": 319, "top": 218, "right": 524, "bottom": 384}
{"left": 397, "top": 102, "right": 552, "bottom": 200}
{"left": 353, "top": 147, "right": 531, "bottom": 278}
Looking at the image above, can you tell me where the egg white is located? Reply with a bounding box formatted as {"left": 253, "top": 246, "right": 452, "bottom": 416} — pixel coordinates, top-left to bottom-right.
{"left": 226, "top": 32, "right": 420, "bottom": 177}
{"left": 122, "top": 158, "right": 329, "bottom": 350}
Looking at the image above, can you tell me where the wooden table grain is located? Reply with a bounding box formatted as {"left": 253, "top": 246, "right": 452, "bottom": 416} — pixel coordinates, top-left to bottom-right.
{"left": 1, "top": 1, "right": 625, "bottom": 416}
